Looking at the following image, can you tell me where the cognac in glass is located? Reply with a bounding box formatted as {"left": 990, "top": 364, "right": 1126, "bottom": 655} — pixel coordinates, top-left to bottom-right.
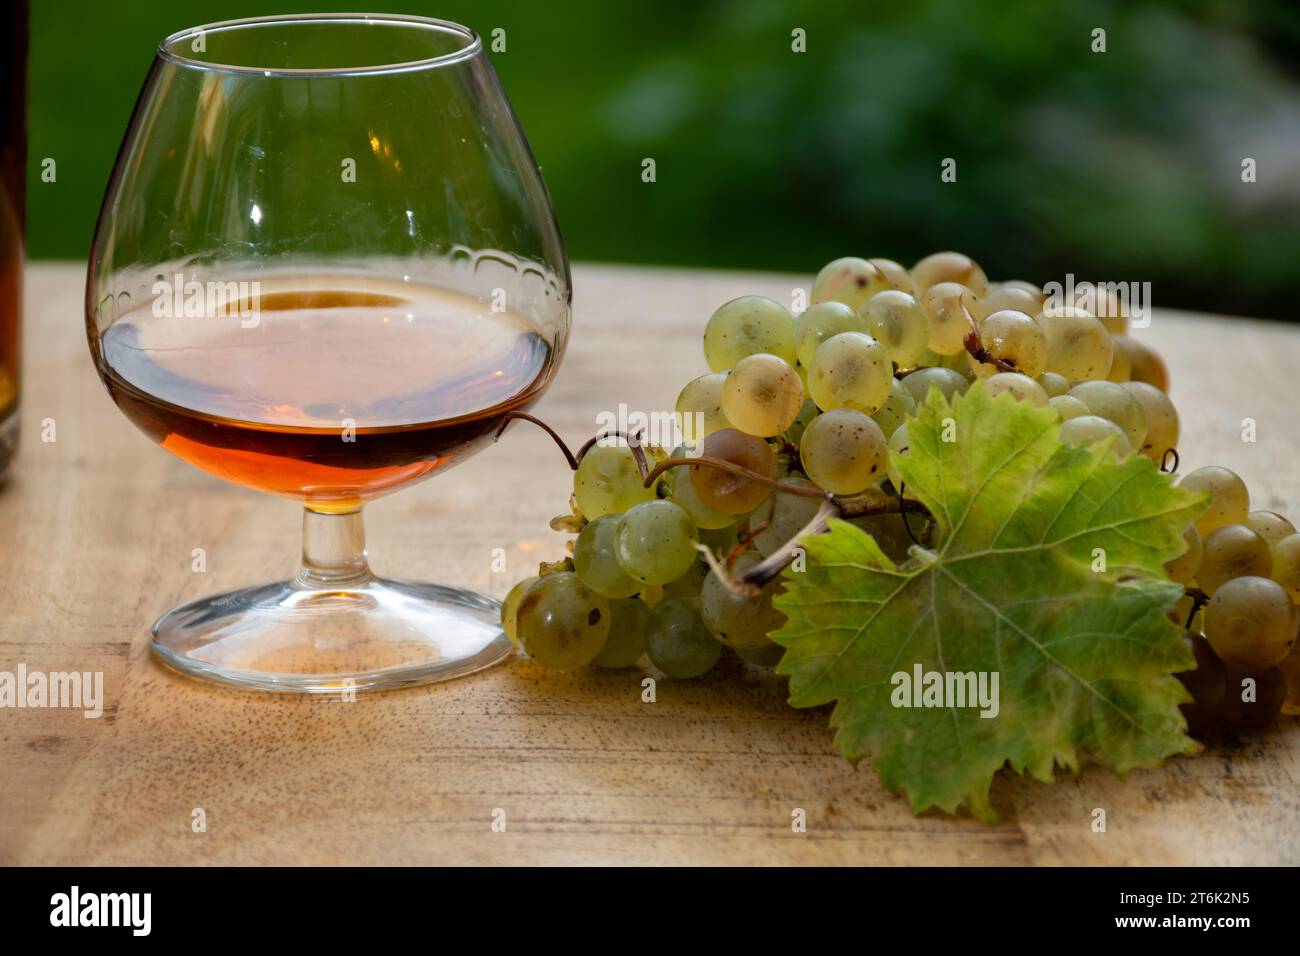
{"left": 86, "top": 15, "right": 570, "bottom": 692}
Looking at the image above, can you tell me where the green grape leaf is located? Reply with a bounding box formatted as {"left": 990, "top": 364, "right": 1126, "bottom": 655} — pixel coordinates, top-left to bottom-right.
{"left": 772, "top": 383, "right": 1208, "bottom": 821}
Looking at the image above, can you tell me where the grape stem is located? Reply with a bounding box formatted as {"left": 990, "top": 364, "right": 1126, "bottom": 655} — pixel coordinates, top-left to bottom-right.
{"left": 962, "top": 335, "right": 1019, "bottom": 373}
{"left": 959, "top": 301, "right": 1019, "bottom": 373}
{"left": 694, "top": 496, "right": 838, "bottom": 597}
{"left": 494, "top": 417, "right": 654, "bottom": 476}
{"left": 897, "top": 482, "right": 923, "bottom": 546}
{"left": 575, "top": 429, "right": 644, "bottom": 465}
{"left": 730, "top": 519, "right": 770, "bottom": 562}
{"left": 1183, "top": 586, "right": 1209, "bottom": 628}
{"left": 640, "top": 455, "right": 827, "bottom": 499}
{"left": 493, "top": 411, "right": 579, "bottom": 470}
{"left": 706, "top": 493, "right": 931, "bottom": 594}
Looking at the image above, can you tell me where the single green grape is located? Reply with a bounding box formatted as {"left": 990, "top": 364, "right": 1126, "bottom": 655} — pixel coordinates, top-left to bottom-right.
{"left": 1068, "top": 380, "right": 1148, "bottom": 451}
{"left": 1001, "top": 279, "right": 1046, "bottom": 297}
{"left": 920, "top": 281, "right": 979, "bottom": 355}
{"left": 574, "top": 440, "right": 656, "bottom": 519}
{"left": 574, "top": 515, "right": 643, "bottom": 598}
{"left": 501, "top": 575, "right": 539, "bottom": 645}
{"left": 1075, "top": 285, "right": 1131, "bottom": 336}
{"left": 698, "top": 522, "right": 741, "bottom": 555}
{"left": 862, "top": 290, "right": 928, "bottom": 368}
{"left": 516, "top": 572, "right": 611, "bottom": 670}
{"left": 1112, "top": 334, "right": 1169, "bottom": 391}
{"left": 1050, "top": 395, "right": 1090, "bottom": 420}
{"left": 1039, "top": 305, "right": 1114, "bottom": 382}
{"left": 1197, "top": 524, "right": 1272, "bottom": 595}
{"left": 1179, "top": 466, "right": 1250, "bottom": 538}
{"left": 663, "top": 557, "right": 710, "bottom": 611}
{"left": 900, "top": 366, "right": 969, "bottom": 405}
{"left": 722, "top": 353, "right": 804, "bottom": 437}
{"left": 985, "top": 372, "right": 1049, "bottom": 406}
{"left": 974, "top": 283, "right": 1043, "bottom": 321}
{"left": 911, "top": 251, "right": 989, "bottom": 297}
{"left": 871, "top": 378, "right": 916, "bottom": 440}
{"left": 615, "top": 500, "right": 699, "bottom": 585}
{"left": 1204, "top": 575, "right": 1297, "bottom": 670}
{"left": 811, "top": 257, "right": 908, "bottom": 310}
{"left": 784, "top": 397, "right": 820, "bottom": 446}
{"left": 1058, "top": 415, "right": 1132, "bottom": 458}
{"left": 1246, "top": 511, "right": 1296, "bottom": 548}
{"left": 970, "top": 309, "right": 1046, "bottom": 378}
{"left": 668, "top": 452, "right": 736, "bottom": 530}
{"left": 1077, "top": 286, "right": 1127, "bottom": 336}
{"left": 702, "top": 295, "right": 797, "bottom": 371}
{"left": 690, "top": 428, "right": 777, "bottom": 515}
{"left": 913, "top": 346, "right": 943, "bottom": 367}
{"left": 942, "top": 353, "right": 977, "bottom": 382}
{"left": 1164, "top": 525, "right": 1202, "bottom": 585}
{"left": 594, "top": 597, "right": 650, "bottom": 668}
{"left": 865, "top": 258, "right": 914, "bottom": 293}
{"left": 675, "top": 372, "right": 731, "bottom": 446}
{"left": 800, "top": 408, "right": 888, "bottom": 494}
{"left": 735, "top": 642, "right": 785, "bottom": 666}
{"left": 701, "top": 553, "right": 786, "bottom": 650}
{"left": 941, "top": 349, "right": 978, "bottom": 378}
{"left": 1037, "top": 371, "right": 1070, "bottom": 397}
{"left": 1106, "top": 343, "right": 1131, "bottom": 382}
{"left": 1121, "top": 381, "right": 1178, "bottom": 461}
{"left": 645, "top": 598, "right": 723, "bottom": 678}
{"left": 1272, "top": 533, "right": 1300, "bottom": 601}
{"left": 808, "top": 331, "right": 893, "bottom": 413}
{"left": 794, "top": 301, "right": 866, "bottom": 367}
{"left": 749, "top": 476, "right": 825, "bottom": 556}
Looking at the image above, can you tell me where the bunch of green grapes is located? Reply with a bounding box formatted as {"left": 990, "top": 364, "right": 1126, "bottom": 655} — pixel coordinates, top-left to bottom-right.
{"left": 497, "top": 256, "right": 915, "bottom": 678}
{"left": 1163, "top": 464, "right": 1300, "bottom": 732}
{"left": 504, "top": 250, "right": 1300, "bottom": 726}
{"left": 502, "top": 421, "right": 802, "bottom": 677}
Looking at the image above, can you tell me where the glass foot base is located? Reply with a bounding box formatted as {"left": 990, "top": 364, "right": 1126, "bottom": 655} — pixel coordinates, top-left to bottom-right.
{"left": 151, "top": 577, "right": 514, "bottom": 693}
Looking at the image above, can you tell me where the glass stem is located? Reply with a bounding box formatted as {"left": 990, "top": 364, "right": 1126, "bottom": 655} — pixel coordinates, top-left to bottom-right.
{"left": 297, "top": 507, "right": 372, "bottom": 588}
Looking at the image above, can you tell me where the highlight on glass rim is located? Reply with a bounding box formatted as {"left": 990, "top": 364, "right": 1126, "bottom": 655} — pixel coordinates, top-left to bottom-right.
{"left": 1, "top": 0, "right": 1298, "bottom": 905}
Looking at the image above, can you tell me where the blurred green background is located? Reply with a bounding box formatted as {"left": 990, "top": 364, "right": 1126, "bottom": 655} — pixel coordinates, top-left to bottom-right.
{"left": 25, "top": 0, "right": 1300, "bottom": 317}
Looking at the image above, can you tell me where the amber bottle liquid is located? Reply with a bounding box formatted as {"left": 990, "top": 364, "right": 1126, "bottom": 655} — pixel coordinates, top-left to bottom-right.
{"left": 0, "top": 0, "right": 27, "bottom": 477}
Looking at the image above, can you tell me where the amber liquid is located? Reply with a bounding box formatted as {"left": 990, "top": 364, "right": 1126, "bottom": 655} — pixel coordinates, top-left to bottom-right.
{"left": 97, "top": 275, "right": 552, "bottom": 510}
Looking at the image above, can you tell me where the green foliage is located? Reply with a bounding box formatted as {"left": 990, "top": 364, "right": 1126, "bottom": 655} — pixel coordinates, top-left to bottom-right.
{"left": 773, "top": 383, "right": 1208, "bottom": 820}
{"left": 25, "top": 0, "right": 1300, "bottom": 316}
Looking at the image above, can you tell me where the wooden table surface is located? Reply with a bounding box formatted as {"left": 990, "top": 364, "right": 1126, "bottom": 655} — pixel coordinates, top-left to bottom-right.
{"left": 2, "top": 261, "right": 1297, "bottom": 866}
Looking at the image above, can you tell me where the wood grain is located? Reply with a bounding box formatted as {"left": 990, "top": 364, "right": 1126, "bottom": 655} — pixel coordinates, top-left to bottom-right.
{"left": 1, "top": 262, "right": 1296, "bottom": 865}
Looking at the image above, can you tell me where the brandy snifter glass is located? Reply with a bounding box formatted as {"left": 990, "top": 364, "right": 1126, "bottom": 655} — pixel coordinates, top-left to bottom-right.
{"left": 86, "top": 14, "right": 570, "bottom": 692}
